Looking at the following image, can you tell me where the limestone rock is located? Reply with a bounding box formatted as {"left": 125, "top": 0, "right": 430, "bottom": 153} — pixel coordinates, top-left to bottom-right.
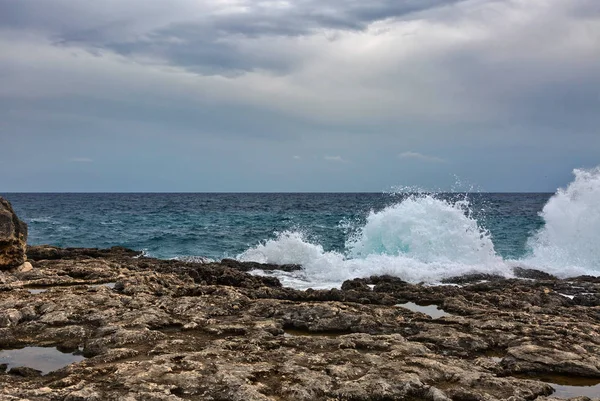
{"left": 0, "top": 197, "right": 28, "bottom": 270}
{"left": 17, "top": 261, "right": 33, "bottom": 272}
{"left": 1, "top": 246, "right": 600, "bottom": 400}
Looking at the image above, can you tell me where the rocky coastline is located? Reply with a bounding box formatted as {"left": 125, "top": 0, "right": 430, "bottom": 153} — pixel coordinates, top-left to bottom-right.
{"left": 0, "top": 199, "right": 599, "bottom": 400}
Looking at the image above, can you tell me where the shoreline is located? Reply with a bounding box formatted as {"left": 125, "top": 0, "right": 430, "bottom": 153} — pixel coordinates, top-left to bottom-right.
{"left": 1, "top": 245, "right": 599, "bottom": 400}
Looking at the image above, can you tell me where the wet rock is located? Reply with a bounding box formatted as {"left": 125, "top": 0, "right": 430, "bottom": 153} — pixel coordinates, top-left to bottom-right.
{"left": 221, "top": 258, "right": 302, "bottom": 272}
{"left": 0, "top": 197, "right": 28, "bottom": 270}
{"left": 9, "top": 366, "right": 43, "bottom": 377}
{"left": 442, "top": 273, "right": 506, "bottom": 284}
{"left": 513, "top": 266, "right": 558, "bottom": 280}
{"left": 341, "top": 278, "right": 371, "bottom": 292}
{"left": 572, "top": 294, "right": 600, "bottom": 307}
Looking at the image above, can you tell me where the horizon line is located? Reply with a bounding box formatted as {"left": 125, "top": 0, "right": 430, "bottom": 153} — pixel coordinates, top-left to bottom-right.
{"left": 1, "top": 191, "right": 555, "bottom": 194}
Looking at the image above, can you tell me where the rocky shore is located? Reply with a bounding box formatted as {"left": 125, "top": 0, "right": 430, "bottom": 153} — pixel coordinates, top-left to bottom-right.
{"left": 0, "top": 243, "right": 598, "bottom": 401}
{"left": 0, "top": 193, "right": 599, "bottom": 401}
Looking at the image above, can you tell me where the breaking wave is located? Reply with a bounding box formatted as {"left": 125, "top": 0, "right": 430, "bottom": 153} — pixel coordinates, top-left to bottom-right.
{"left": 520, "top": 167, "right": 600, "bottom": 276}
{"left": 239, "top": 168, "right": 600, "bottom": 288}
{"left": 238, "top": 194, "right": 508, "bottom": 288}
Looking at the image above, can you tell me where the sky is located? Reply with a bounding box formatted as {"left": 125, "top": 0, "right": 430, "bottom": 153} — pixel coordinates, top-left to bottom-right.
{"left": 0, "top": 0, "right": 599, "bottom": 192}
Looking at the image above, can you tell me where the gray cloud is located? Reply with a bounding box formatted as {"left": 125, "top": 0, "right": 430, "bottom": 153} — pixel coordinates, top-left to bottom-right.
{"left": 399, "top": 152, "right": 445, "bottom": 163}
{"left": 0, "top": 0, "right": 468, "bottom": 75}
{"left": 0, "top": 0, "right": 599, "bottom": 191}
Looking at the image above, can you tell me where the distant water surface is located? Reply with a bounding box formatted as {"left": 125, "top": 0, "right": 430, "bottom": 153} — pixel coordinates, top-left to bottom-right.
{"left": 4, "top": 168, "right": 599, "bottom": 288}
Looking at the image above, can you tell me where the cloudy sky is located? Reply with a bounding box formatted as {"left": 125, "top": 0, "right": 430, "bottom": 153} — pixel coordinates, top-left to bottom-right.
{"left": 1, "top": 0, "right": 599, "bottom": 192}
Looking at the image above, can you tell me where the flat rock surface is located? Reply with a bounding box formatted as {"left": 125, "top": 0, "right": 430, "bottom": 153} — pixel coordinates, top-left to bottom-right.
{"left": 0, "top": 245, "right": 599, "bottom": 400}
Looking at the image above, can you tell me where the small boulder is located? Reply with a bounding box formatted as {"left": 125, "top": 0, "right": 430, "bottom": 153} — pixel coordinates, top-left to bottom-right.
{"left": 0, "top": 197, "right": 28, "bottom": 270}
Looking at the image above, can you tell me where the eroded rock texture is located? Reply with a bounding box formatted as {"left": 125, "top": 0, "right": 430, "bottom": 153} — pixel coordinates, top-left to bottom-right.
{"left": 0, "top": 246, "right": 598, "bottom": 400}
{"left": 0, "top": 197, "right": 27, "bottom": 270}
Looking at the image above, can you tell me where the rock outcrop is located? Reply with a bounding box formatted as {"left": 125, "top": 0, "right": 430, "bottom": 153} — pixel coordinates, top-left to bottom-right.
{"left": 1, "top": 246, "right": 599, "bottom": 400}
{"left": 0, "top": 197, "right": 27, "bottom": 270}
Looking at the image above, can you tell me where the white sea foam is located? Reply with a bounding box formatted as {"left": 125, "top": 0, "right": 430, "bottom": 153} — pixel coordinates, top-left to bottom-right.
{"left": 519, "top": 167, "right": 600, "bottom": 277}
{"left": 239, "top": 167, "right": 600, "bottom": 288}
{"left": 239, "top": 195, "right": 509, "bottom": 288}
{"left": 29, "top": 217, "right": 54, "bottom": 223}
{"left": 172, "top": 255, "right": 215, "bottom": 264}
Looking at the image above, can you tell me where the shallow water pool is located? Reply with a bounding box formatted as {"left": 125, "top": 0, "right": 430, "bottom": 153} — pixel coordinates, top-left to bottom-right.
{"left": 0, "top": 347, "right": 85, "bottom": 375}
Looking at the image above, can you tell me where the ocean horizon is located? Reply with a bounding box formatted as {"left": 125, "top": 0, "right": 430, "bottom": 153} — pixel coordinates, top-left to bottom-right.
{"left": 4, "top": 168, "right": 599, "bottom": 289}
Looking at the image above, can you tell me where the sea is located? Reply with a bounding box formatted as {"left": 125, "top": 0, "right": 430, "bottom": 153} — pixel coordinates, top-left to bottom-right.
{"left": 3, "top": 168, "right": 599, "bottom": 289}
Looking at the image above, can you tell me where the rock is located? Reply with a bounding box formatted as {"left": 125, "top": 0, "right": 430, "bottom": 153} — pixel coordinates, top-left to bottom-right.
{"left": 502, "top": 344, "right": 600, "bottom": 377}
{"left": 26, "top": 245, "right": 141, "bottom": 261}
{"left": 220, "top": 258, "right": 302, "bottom": 272}
{"left": 0, "top": 308, "right": 22, "bottom": 327}
{"left": 65, "top": 387, "right": 102, "bottom": 401}
{"left": 341, "top": 278, "right": 371, "bottom": 292}
{"left": 513, "top": 266, "right": 558, "bottom": 280}
{"left": 441, "top": 273, "right": 506, "bottom": 284}
{"left": 17, "top": 261, "right": 33, "bottom": 272}
{"left": 8, "top": 366, "right": 42, "bottom": 377}
{"left": 1, "top": 245, "right": 600, "bottom": 400}
{"left": 0, "top": 197, "right": 28, "bottom": 270}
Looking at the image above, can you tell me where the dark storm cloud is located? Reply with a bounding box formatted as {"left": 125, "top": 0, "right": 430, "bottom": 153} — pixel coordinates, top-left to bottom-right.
{"left": 0, "top": 0, "right": 464, "bottom": 74}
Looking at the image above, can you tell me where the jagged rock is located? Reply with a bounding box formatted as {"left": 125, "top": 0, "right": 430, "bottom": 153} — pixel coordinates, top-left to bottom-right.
{"left": 0, "top": 197, "right": 28, "bottom": 270}
{"left": 1, "top": 246, "right": 599, "bottom": 400}
{"left": 341, "top": 278, "right": 371, "bottom": 291}
{"left": 441, "top": 273, "right": 506, "bottom": 284}
{"left": 513, "top": 266, "right": 558, "bottom": 280}
{"left": 65, "top": 387, "right": 103, "bottom": 401}
{"left": 221, "top": 258, "right": 302, "bottom": 272}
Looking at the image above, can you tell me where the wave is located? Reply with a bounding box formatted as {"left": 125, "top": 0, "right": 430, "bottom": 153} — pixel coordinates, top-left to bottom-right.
{"left": 29, "top": 217, "right": 55, "bottom": 223}
{"left": 519, "top": 167, "right": 600, "bottom": 276}
{"left": 238, "top": 194, "right": 509, "bottom": 288}
{"left": 239, "top": 167, "right": 600, "bottom": 288}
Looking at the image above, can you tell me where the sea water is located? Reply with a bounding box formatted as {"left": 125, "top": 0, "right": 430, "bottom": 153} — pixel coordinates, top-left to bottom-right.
{"left": 3, "top": 168, "right": 599, "bottom": 289}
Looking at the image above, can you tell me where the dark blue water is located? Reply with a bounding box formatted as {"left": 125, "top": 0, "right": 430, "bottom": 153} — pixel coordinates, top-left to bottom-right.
{"left": 2, "top": 193, "right": 549, "bottom": 260}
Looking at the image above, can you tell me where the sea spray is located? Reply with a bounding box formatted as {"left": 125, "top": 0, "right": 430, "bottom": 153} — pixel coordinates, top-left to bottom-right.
{"left": 346, "top": 194, "right": 497, "bottom": 264}
{"left": 239, "top": 194, "right": 509, "bottom": 288}
{"left": 522, "top": 167, "right": 600, "bottom": 276}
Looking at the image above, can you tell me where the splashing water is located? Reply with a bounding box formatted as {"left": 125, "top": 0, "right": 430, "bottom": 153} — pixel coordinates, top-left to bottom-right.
{"left": 522, "top": 168, "right": 600, "bottom": 276}
{"left": 239, "top": 194, "right": 508, "bottom": 288}
{"left": 240, "top": 168, "right": 600, "bottom": 287}
{"left": 8, "top": 167, "right": 599, "bottom": 288}
{"left": 346, "top": 195, "right": 497, "bottom": 264}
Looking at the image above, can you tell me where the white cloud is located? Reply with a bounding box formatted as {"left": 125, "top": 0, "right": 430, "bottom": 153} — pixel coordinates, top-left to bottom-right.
{"left": 398, "top": 151, "right": 445, "bottom": 163}
{"left": 324, "top": 155, "right": 346, "bottom": 162}
{"left": 293, "top": 155, "right": 301, "bottom": 160}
